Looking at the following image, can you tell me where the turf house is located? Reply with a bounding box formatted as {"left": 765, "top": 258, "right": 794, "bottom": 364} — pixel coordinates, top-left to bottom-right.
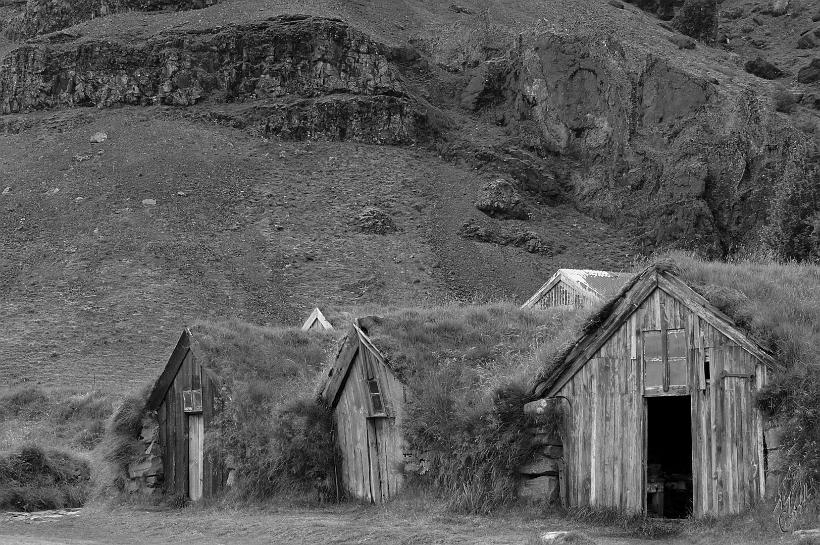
{"left": 522, "top": 269, "right": 634, "bottom": 310}
{"left": 141, "top": 328, "right": 226, "bottom": 501}
{"left": 321, "top": 320, "right": 405, "bottom": 503}
{"left": 525, "top": 264, "right": 779, "bottom": 518}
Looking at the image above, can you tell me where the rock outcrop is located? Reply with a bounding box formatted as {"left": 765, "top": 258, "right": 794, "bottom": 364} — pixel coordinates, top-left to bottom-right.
{"left": 474, "top": 179, "right": 530, "bottom": 220}
{"left": 506, "top": 30, "right": 817, "bottom": 256}
{"left": 4, "top": 0, "right": 217, "bottom": 40}
{"left": 0, "top": 15, "right": 431, "bottom": 143}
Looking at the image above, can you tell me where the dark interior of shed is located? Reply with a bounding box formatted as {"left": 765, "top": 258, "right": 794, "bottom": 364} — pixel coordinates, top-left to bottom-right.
{"left": 646, "top": 396, "right": 693, "bottom": 518}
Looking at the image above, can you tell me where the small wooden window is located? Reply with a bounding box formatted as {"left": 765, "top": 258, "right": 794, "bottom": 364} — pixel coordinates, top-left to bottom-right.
{"left": 667, "top": 329, "right": 687, "bottom": 386}
{"left": 367, "top": 378, "right": 385, "bottom": 415}
{"left": 183, "top": 389, "right": 203, "bottom": 413}
{"left": 643, "top": 328, "right": 689, "bottom": 393}
{"left": 643, "top": 331, "right": 664, "bottom": 388}
{"left": 703, "top": 349, "right": 710, "bottom": 382}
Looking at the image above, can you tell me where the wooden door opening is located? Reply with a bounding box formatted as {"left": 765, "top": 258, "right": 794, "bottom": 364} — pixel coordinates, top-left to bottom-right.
{"left": 646, "top": 396, "right": 693, "bottom": 518}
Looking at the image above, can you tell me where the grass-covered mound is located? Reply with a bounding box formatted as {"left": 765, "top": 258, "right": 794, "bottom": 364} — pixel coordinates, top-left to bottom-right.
{"left": 98, "top": 319, "right": 344, "bottom": 502}
{"left": 0, "top": 445, "right": 91, "bottom": 511}
{"left": 0, "top": 387, "right": 116, "bottom": 453}
{"left": 359, "top": 303, "right": 584, "bottom": 513}
{"left": 668, "top": 253, "right": 820, "bottom": 522}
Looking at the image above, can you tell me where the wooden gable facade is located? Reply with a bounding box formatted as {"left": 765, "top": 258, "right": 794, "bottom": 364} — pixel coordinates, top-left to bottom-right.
{"left": 145, "top": 329, "right": 225, "bottom": 501}
{"left": 522, "top": 269, "right": 633, "bottom": 310}
{"left": 321, "top": 322, "right": 405, "bottom": 503}
{"left": 301, "top": 308, "right": 334, "bottom": 331}
{"left": 525, "top": 267, "right": 777, "bottom": 518}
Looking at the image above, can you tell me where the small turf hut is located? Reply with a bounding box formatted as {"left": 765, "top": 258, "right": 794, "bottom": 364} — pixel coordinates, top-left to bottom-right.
{"left": 321, "top": 320, "right": 405, "bottom": 503}
{"left": 525, "top": 264, "right": 779, "bottom": 518}
{"left": 144, "top": 328, "right": 225, "bottom": 501}
{"left": 301, "top": 307, "right": 334, "bottom": 331}
{"left": 522, "top": 269, "right": 633, "bottom": 310}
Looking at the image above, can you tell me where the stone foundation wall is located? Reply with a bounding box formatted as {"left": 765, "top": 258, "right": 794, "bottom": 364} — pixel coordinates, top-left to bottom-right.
{"left": 519, "top": 425, "right": 564, "bottom": 505}
{"left": 126, "top": 413, "right": 164, "bottom": 495}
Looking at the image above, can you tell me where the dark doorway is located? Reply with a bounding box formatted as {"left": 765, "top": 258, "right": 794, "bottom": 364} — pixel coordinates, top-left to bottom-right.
{"left": 646, "top": 396, "right": 693, "bottom": 518}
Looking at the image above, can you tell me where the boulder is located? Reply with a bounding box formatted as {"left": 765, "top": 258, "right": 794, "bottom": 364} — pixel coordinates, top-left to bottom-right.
{"left": 672, "top": 0, "right": 718, "bottom": 42}
{"left": 668, "top": 34, "right": 696, "bottom": 49}
{"left": 744, "top": 57, "right": 785, "bottom": 79}
{"left": 798, "top": 59, "right": 820, "bottom": 84}
{"left": 474, "top": 179, "right": 529, "bottom": 220}
{"left": 765, "top": 0, "right": 789, "bottom": 16}
{"left": 539, "top": 531, "right": 596, "bottom": 545}
{"left": 797, "top": 33, "right": 816, "bottom": 50}
{"left": 352, "top": 206, "right": 397, "bottom": 234}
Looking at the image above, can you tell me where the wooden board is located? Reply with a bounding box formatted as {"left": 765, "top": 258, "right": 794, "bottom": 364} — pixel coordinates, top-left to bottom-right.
{"left": 188, "top": 413, "right": 204, "bottom": 501}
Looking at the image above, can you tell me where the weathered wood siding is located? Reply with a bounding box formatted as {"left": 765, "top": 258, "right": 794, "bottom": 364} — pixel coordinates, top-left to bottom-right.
{"left": 537, "top": 281, "right": 594, "bottom": 309}
{"left": 334, "top": 341, "right": 405, "bottom": 503}
{"left": 556, "top": 287, "right": 766, "bottom": 516}
{"left": 158, "top": 349, "right": 223, "bottom": 499}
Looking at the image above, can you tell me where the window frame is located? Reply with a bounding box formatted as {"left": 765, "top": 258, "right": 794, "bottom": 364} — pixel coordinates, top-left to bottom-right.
{"left": 642, "top": 327, "right": 690, "bottom": 396}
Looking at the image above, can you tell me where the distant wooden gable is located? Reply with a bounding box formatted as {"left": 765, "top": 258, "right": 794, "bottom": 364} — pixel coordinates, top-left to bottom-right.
{"left": 301, "top": 307, "right": 333, "bottom": 331}
{"left": 321, "top": 320, "right": 404, "bottom": 503}
{"left": 525, "top": 266, "right": 777, "bottom": 518}
{"left": 522, "top": 269, "right": 633, "bottom": 310}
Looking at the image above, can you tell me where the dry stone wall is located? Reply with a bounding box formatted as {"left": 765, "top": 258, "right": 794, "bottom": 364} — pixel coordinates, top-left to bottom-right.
{"left": 126, "top": 413, "right": 164, "bottom": 495}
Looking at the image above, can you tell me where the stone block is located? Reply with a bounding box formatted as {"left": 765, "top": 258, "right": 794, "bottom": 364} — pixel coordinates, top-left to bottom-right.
{"left": 128, "top": 455, "right": 163, "bottom": 479}
{"left": 520, "top": 475, "right": 560, "bottom": 502}
{"left": 520, "top": 454, "right": 561, "bottom": 476}
{"left": 539, "top": 531, "right": 596, "bottom": 544}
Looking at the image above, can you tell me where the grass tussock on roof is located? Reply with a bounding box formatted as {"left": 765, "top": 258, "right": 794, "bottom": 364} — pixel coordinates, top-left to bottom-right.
{"left": 187, "top": 319, "right": 343, "bottom": 395}
{"left": 357, "top": 302, "right": 587, "bottom": 394}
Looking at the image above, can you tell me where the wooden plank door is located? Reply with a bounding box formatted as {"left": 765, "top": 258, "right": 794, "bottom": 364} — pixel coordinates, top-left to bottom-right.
{"left": 188, "top": 413, "right": 204, "bottom": 501}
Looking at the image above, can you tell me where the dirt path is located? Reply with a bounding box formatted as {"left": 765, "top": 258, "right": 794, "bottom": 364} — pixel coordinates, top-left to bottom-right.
{"left": 0, "top": 505, "right": 790, "bottom": 545}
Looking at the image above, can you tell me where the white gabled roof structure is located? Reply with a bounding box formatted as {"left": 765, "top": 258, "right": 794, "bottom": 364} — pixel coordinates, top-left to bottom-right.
{"left": 521, "top": 269, "right": 634, "bottom": 309}
{"left": 301, "top": 307, "right": 333, "bottom": 331}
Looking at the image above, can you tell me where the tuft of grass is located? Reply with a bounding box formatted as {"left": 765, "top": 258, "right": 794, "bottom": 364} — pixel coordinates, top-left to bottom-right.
{"left": 0, "top": 387, "right": 50, "bottom": 420}
{"left": 0, "top": 445, "right": 91, "bottom": 511}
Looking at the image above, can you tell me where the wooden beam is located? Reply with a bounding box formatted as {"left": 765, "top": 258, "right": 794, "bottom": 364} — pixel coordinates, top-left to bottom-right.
{"left": 521, "top": 271, "right": 562, "bottom": 309}
{"left": 321, "top": 331, "right": 360, "bottom": 407}
{"left": 147, "top": 329, "right": 192, "bottom": 410}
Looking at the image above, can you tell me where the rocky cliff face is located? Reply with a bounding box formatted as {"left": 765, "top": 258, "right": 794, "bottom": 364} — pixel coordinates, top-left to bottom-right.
{"left": 3, "top": 0, "right": 216, "bottom": 40}
{"left": 0, "top": 15, "right": 428, "bottom": 143}
{"left": 508, "top": 31, "right": 818, "bottom": 256}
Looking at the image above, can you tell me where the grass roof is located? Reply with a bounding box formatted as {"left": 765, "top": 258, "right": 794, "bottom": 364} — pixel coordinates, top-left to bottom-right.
{"left": 355, "top": 303, "right": 586, "bottom": 396}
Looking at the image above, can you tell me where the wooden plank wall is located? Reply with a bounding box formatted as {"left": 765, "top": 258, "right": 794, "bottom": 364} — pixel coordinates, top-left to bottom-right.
{"left": 556, "top": 287, "right": 766, "bottom": 516}
{"left": 334, "top": 342, "right": 405, "bottom": 503}
{"left": 538, "top": 281, "right": 591, "bottom": 309}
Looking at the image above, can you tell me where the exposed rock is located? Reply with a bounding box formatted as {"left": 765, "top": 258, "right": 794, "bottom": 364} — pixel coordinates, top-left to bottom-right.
{"left": 539, "top": 531, "right": 596, "bottom": 545}
{"left": 460, "top": 60, "right": 510, "bottom": 111}
{"left": 797, "top": 58, "right": 820, "bottom": 84}
{"left": 744, "top": 56, "right": 785, "bottom": 79}
{"left": 448, "top": 3, "right": 474, "bottom": 14}
{"left": 4, "top": 0, "right": 219, "bottom": 40}
{"left": 607, "top": 0, "right": 625, "bottom": 9}
{"left": 142, "top": 198, "right": 157, "bottom": 206}
{"left": 89, "top": 132, "right": 107, "bottom": 143}
{"left": 458, "top": 220, "right": 556, "bottom": 254}
{"left": 764, "top": 0, "right": 790, "bottom": 16}
{"left": 474, "top": 179, "right": 529, "bottom": 220}
{"left": 352, "top": 206, "right": 397, "bottom": 234}
{"left": 513, "top": 31, "right": 815, "bottom": 256}
{"left": 0, "top": 16, "right": 429, "bottom": 144}
{"left": 672, "top": 0, "right": 718, "bottom": 42}
{"left": 797, "top": 32, "right": 816, "bottom": 50}
{"left": 668, "top": 34, "right": 697, "bottom": 49}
